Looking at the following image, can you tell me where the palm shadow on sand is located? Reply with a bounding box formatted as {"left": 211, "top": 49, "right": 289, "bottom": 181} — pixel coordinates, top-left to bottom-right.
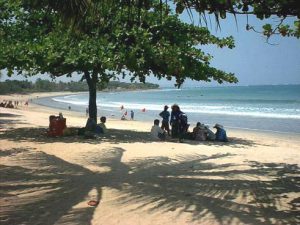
{"left": 118, "top": 155, "right": 300, "bottom": 224}
{"left": 1, "top": 147, "right": 299, "bottom": 225}
{"left": 1, "top": 112, "right": 297, "bottom": 224}
{"left": 0, "top": 147, "right": 101, "bottom": 225}
{"left": 0, "top": 112, "right": 28, "bottom": 130}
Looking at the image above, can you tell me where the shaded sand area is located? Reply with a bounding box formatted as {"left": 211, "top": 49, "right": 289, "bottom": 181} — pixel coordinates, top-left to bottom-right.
{"left": 1, "top": 93, "right": 300, "bottom": 225}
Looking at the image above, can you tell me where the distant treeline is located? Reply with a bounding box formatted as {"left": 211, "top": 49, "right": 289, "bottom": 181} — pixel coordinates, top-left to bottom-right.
{"left": 0, "top": 79, "right": 159, "bottom": 94}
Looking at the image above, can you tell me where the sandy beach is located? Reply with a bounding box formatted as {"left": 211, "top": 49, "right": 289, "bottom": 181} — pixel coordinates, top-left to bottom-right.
{"left": 0, "top": 92, "right": 299, "bottom": 225}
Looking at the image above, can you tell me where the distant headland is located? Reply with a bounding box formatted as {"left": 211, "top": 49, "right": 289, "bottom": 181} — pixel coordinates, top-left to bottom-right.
{"left": 0, "top": 79, "right": 159, "bottom": 94}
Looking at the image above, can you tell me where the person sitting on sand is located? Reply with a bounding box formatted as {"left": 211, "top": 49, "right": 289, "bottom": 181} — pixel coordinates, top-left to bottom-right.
{"left": 193, "top": 122, "right": 207, "bottom": 141}
{"left": 6, "top": 101, "right": 14, "bottom": 108}
{"left": 96, "top": 116, "right": 107, "bottom": 134}
{"left": 151, "top": 119, "right": 166, "bottom": 141}
{"left": 214, "top": 124, "right": 228, "bottom": 142}
{"left": 203, "top": 125, "right": 216, "bottom": 141}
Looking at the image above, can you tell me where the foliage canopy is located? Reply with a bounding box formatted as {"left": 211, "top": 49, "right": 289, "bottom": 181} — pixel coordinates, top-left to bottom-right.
{"left": 21, "top": 0, "right": 300, "bottom": 38}
{"left": 0, "top": 0, "right": 237, "bottom": 120}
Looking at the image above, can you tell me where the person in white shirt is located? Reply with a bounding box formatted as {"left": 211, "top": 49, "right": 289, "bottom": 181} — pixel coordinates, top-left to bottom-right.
{"left": 151, "top": 119, "right": 166, "bottom": 141}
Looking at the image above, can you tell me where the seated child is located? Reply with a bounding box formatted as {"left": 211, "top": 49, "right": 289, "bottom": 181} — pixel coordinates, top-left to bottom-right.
{"left": 151, "top": 119, "right": 166, "bottom": 141}
{"left": 204, "top": 125, "right": 216, "bottom": 141}
{"left": 96, "top": 116, "right": 107, "bottom": 134}
{"left": 193, "top": 122, "right": 207, "bottom": 141}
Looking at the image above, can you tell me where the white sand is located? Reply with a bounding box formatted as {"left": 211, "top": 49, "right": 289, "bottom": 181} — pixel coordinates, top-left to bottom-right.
{"left": 0, "top": 92, "right": 299, "bottom": 225}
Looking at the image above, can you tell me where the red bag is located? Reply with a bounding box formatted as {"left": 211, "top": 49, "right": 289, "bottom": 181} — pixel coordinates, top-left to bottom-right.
{"left": 48, "top": 116, "right": 66, "bottom": 137}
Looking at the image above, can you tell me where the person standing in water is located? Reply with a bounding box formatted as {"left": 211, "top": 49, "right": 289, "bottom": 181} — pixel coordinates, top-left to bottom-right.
{"left": 130, "top": 110, "right": 134, "bottom": 120}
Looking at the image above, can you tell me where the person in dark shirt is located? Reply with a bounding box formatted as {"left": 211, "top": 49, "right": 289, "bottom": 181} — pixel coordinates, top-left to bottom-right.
{"left": 159, "top": 105, "right": 170, "bottom": 135}
{"left": 170, "top": 104, "right": 188, "bottom": 141}
{"left": 130, "top": 110, "right": 134, "bottom": 120}
{"left": 214, "top": 124, "right": 228, "bottom": 142}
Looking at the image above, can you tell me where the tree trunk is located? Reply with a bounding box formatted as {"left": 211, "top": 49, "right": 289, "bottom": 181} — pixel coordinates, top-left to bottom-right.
{"left": 85, "top": 71, "right": 97, "bottom": 123}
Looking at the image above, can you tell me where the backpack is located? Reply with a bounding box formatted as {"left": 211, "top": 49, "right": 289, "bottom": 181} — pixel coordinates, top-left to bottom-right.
{"left": 179, "top": 113, "right": 188, "bottom": 125}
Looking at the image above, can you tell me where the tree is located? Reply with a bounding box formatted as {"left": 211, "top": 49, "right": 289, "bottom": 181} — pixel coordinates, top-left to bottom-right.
{"left": 173, "top": 0, "right": 300, "bottom": 39}
{"left": 22, "top": 0, "right": 300, "bottom": 38}
{"left": 0, "top": 1, "right": 237, "bottom": 122}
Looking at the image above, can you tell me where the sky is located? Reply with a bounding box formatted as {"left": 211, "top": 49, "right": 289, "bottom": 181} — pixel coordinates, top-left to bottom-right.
{"left": 1, "top": 9, "right": 299, "bottom": 87}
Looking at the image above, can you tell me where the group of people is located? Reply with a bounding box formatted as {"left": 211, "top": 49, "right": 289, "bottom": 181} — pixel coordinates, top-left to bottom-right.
{"left": 151, "top": 104, "right": 228, "bottom": 142}
{"left": 47, "top": 111, "right": 108, "bottom": 138}
{"left": 0, "top": 100, "right": 25, "bottom": 108}
{"left": 121, "top": 110, "right": 135, "bottom": 120}
{"left": 192, "top": 122, "right": 228, "bottom": 142}
{"left": 120, "top": 105, "right": 135, "bottom": 120}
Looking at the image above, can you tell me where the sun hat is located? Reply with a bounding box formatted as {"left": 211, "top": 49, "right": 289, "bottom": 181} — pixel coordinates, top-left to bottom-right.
{"left": 171, "top": 104, "right": 180, "bottom": 110}
{"left": 213, "top": 123, "right": 223, "bottom": 129}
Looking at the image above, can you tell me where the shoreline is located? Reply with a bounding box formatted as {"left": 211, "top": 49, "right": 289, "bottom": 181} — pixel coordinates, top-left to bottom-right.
{"left": 2, "top": 91, "right": 300, "bottom": 140}
{"left": 1, "top": 91, "right": 300, "bottom": 148}
{"left": 29, "top": 91, "right": 300, "bottom": 137}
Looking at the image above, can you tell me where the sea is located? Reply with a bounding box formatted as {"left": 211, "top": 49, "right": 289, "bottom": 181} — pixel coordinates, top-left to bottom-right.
{"left": 33, "top": 85, "right": 300, "bottom": 134}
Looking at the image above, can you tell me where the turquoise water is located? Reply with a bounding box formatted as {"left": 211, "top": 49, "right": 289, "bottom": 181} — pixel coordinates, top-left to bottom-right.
{"left": 36, "top": 85, "right": 300, "bottom": 133}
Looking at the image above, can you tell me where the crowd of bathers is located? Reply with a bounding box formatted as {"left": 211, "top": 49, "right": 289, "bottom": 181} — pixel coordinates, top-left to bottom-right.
{"left": 0, "top": 100, "right": 27, "bottom": 108}
{"left": 151, "top": 104, "right": 228, "bottom": 142}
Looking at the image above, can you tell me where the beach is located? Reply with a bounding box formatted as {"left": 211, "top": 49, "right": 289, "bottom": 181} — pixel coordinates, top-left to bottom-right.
{"left": 34, "top": 85, "right": 300, "bottom": 134}
{"left": 0, "top": 92, "right": 300, "bottom": 225}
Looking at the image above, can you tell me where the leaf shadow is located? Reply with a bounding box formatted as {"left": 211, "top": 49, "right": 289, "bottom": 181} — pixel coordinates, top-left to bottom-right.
{"left": 0, "top": 148, "right": 100, "bottom": 225}
{"left": 0, "top": 112, "right": 28, "bottom": 129}
{"left": 1, "top": 147, "right": 299, "bottom": 224}
{"left": 97, "top": 152, "right": 299, "bottom": 224}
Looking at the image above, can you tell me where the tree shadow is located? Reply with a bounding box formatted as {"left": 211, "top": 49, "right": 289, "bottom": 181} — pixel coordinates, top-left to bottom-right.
{"left": 0, "top": 127, "right": 260, "bottom": 148}
{"left": 0, "top": 113, "right": 22, "bottom": 118}
{"left": 78, "top": 150, "right": 299, "bottom": 224}
{"left": 117, "top": 157, "right": 299, "bottom": 224}
{"left": 0, "top": 111, "right": 260, "bottom": 148}
{"left": 178, "top": 137, "right": 266, "bottom": 148}
{"left": 0, "top": 112, "right": 27, "bottom": 129}
{"left": 0, "top": 148, "right": 101, "bottom": 225}
{"left": 1, "top": 147, "right": 299, "bottom": 224}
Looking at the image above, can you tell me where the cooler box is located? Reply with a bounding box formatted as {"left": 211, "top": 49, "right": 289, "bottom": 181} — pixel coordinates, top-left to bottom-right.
{"left": 48, "top": 116, "right": 66, "bottom": 137}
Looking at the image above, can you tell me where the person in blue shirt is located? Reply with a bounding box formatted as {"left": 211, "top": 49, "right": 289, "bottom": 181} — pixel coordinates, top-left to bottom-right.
{"left": 159, "top": 105, "right": 170, "bottom": 135}
{"left": 130, "top": 110, "right": 134, "bottom": 120}
{"left": 214, "top": 124, "right": 228, "bottom": 142}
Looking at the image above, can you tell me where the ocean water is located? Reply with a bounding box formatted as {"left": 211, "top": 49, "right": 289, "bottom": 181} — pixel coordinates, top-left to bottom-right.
{"left": 35, "top": 85, "right": 300, "bottom": 134}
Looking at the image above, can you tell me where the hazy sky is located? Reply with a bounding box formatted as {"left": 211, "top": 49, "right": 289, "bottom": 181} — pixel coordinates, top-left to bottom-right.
{"left": 1, "top": 11, "right": 299, "bottom": 87}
